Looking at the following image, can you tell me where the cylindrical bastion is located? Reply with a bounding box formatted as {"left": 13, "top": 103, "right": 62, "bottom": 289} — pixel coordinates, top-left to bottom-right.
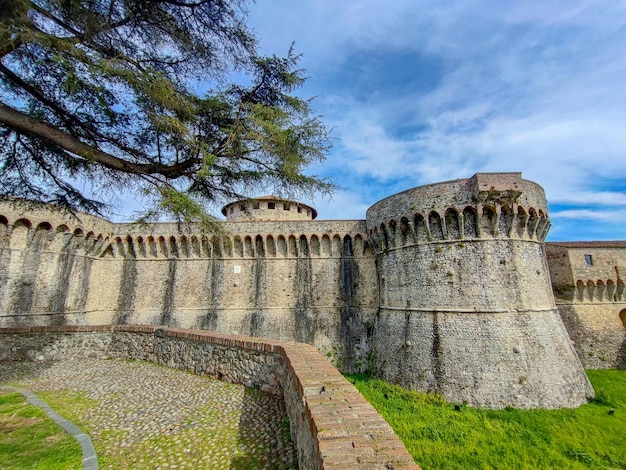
{"left": 366, "top": 173, "right": 593, "bottom": 408}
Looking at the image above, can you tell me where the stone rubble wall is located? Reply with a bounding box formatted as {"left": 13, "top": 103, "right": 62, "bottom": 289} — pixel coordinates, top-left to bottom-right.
{"left": 365, "top": 173, "right": 594, "bottom": 408}
{"left": 546, "top": 243, "right": 626, "bottom": 368}
{"left": 0, "top": 325, "right": 419, "bottom": 470}
{"left": 2, "top": 172, "right": 625, "bottom": 410}
{"left": 0, "top": 207, "right": 377, "bottom": 373}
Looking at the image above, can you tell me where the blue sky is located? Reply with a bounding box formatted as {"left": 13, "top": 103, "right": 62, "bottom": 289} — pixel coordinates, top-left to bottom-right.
{"left": 237, "top": 0, "right": 626, "bottom": 241}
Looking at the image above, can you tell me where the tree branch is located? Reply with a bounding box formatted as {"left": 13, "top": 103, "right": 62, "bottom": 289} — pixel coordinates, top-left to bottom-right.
{"left": 0, "top": 102, "right": 199, "bottom": 177}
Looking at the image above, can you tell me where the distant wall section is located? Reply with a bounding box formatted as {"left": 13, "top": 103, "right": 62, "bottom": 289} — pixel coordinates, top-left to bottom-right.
{"left": 0, "top": 202, "right": 376, "bottom": 373}
{"left": 546, "top": 242, "right": 626, "bottom": 369}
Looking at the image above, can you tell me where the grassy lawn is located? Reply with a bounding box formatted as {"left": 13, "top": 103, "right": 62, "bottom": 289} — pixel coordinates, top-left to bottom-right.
{"left": 0, "top": 392, "right": 82, "bottom": 470}
{"left": 346, "top": 370, "right": 626, "bottom": 470}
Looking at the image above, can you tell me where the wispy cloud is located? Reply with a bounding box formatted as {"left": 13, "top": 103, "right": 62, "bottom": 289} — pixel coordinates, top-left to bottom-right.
{"left": 245, "top": 1, "right": 626, "bottom": 240}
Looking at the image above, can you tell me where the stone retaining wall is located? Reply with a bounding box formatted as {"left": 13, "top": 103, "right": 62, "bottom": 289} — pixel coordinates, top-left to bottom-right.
{"left": 0, "top": 325, "right": 418, "bottom": 470}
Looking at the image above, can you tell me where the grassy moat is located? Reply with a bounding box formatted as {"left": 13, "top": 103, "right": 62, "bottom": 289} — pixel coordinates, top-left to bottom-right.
{"left": 346, "top": 370, "right": 626, "bottom": 470}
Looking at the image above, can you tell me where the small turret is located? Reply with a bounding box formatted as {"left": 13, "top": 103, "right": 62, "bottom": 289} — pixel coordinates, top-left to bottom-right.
{"left": 221, "top": 196, "right": 317, "bottom": 222}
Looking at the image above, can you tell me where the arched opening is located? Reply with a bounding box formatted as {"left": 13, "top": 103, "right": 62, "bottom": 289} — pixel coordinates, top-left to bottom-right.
{"left": 266, "top": 235, "right": 277, "bottom": 257}
{"left": 586, "top": 280, "right": 595, "bottom": 302}
{"left": 256, "top": 235, "right": 266, "bottom": 257}
{"left": 388, "top": 220, "right": 397, "bottom": 247}
{"left": 332, "top": 234, "right": 342, "bottom": 256}
{"left": 179, "top": 236, "right": 189, "bottom": 258}
{"left": 137, "top": 237, "right": 146, "bottom": 258}
{"left": 527, "top": 208, "right": 538, "bottom": 239}
{"left": 576, "top": 280, "right": 585, "bottom": 302}
{"left": 299, "top": 235, "right": 309, "bottom": 257}
{"left": 310, "top": 234, "right": 320, "bottom": 256}
{"left": 14, "top": 218, "right": 32, "bottom": 229}
{"left": 0, "top": 215, "right": 8, "bottom": 225}
{"left": 244, "top": 236, "right": 254, "bottom": 257}
{"left": 428, "top": 211, "right": 443, "bottom": 239}
{"left": 190, "top": 236, "right": 201, "bottom": 257}
{"left": 233, "top": 236, "right": 244, "bottom": 257}
{"left": 499, "top": 205, "right": 514, "bottom": 236}
{"left": 158, "top": 236, "right": 168, "bottom": 258}
{"left": 37, "top": 222, "right": 52, "bottom": 231}
{"left": 399, "top": 217, "right": 410, "bottom": 245}
{"left": 597, "top": 280, "right": 606, "bottom": 302}
{"left": 617, "top": 280, "right": 625, "bottom": 301}
{"left": 463, "top": 207, "right": 478, "bottom": 238}
{"left": 288, "top": 235, "right": 298, "bottom": 256}
{"left": 201, "top": 236, "right": 212, "bottom": 258}
{"left": 481, "top": 206, "right": 496, "bottom": 237}
{"left": 320, "top": 234, "right": 330, "bottom": 257}
{"left": 414, "top": 214, "right": 428, "bottom": 241}
{"left": 277, "top": 235, "right": 288, "bottom": 257}
{"left": 354, "top": 234, "right": 364, "bottom": 254}
{"left": 211, "top": 236, "right": 224, "bottom": 258}
{"left": 516, "top": 206, "right": 528, "bottom": 238}
{"left": 607, "top": 280, "right": 616, "bottom": 301}
{"left": 148, "top": 236, "right": 158, "bottom": 257}
{"left": 380, "top": 223, "right": 389, "bottom": 250}
{"left": 168, "top": 236, "right": 179, "bottom": 258}
{"left": 620, "top": 309, "right": 626, "bottom": 329}
{"left": 445, "top": 208, "right": 461, "bottom": 239}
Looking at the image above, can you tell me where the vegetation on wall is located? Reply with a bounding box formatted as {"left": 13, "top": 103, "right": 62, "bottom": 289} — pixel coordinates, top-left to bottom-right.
{"left": 0, "top": 0, "right": 333, "bottom": 224}
{"left": 347, "top": 370, "right": 626, "bottom": 469}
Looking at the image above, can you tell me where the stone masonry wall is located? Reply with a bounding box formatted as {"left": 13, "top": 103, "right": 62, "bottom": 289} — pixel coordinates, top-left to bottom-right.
{"left": 365, "top": 173, "right": 593, "bottom": 408}
{"left": 546, "top": 243, "right": 626, "bottom": 368}
{"left": 0, "top": 325, "right": 419, "bottom": 470}
{"left": 0, "top": 206, "right": 377, "bottom": 373}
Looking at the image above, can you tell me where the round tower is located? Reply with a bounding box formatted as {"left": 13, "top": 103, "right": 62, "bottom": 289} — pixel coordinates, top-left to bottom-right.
{"left": 221, "top": 196, "right": 317, "bottom": 222}
{"left": 366, "top": 173, "right": 593, "bottom": 409}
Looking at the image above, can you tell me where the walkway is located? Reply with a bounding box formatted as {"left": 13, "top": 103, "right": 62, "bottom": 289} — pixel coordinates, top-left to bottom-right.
{"left": 0, "top": 359, "right": 296, "bottom": 469}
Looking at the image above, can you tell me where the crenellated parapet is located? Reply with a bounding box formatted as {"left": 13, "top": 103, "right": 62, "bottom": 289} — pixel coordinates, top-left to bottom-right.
{"left": 365, "top": 173, "right": 550, "bottom": 254}
{"left": 100, "top": 221, "right": 373, "bottom": 260}
{"left": 0, "top": 200, "right": 113, "bottom": 257}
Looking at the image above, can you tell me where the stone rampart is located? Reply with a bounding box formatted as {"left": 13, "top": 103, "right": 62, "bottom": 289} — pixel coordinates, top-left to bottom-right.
{"left": 0, "top": 209, "right": 377, "bottom": 372}
{"left": 0, "top": 325, "right": 418, "bottom": 470}
{"left": 546, "top": 242, "right": 626, "bottom": 368}
{"left": 365, "top": 173, "right": 593, "bottom": 408}
{"left": 3, "top": 172, "right": 625, "bottom": 409}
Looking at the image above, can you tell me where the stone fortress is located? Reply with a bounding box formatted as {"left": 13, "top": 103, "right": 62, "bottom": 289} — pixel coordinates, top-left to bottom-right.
{"left": 1, "top": 172, "right": 624, "bottom": 409}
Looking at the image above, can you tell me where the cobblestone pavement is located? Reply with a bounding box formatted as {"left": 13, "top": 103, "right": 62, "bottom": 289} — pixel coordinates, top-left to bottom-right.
{"left": 0, "top": 360, "right": 297, "bottom": 469}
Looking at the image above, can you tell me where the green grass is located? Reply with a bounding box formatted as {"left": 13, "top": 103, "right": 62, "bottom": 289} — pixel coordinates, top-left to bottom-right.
{"left": 0, "top": 392, "right": 82, "bottom": 470}
{"left": 346, "top": 370, "right": 626, "bottom": 469}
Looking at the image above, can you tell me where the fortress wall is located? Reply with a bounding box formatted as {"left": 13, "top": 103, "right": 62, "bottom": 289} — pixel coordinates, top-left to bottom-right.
{"left": 546, "top": 243, "right": 626, "bottom": 368}
{"left": 0, "top": 325, "right": 419, "bottom": 470}
{"left": 366, "top": 173, "right": 593, "bottom": 408}
{"left": 0, "top": 207, "right": 377, "bottom": 372}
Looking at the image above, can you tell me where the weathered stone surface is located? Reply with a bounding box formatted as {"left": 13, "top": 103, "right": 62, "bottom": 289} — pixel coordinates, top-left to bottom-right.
{"left": 366, "top": 173, "right": 593, "bottom": 408}
{"left": 546, "top": 242, "right": 626, "bottom": 369}
{"left": 1, "top": 172, "right": 619, "bottom": 409}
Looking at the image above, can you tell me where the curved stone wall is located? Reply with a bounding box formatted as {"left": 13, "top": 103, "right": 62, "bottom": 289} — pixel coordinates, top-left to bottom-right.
{"left": 0, "top": 325, "right": 419, "bottom": 470}
{"left": 366, "top": 173, "right": 593, "bottom": 408}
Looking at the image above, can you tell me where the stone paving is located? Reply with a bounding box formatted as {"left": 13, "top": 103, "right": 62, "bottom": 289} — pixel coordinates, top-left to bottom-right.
{"left": 0, "top": 359, "right": 297, "bottom": 469}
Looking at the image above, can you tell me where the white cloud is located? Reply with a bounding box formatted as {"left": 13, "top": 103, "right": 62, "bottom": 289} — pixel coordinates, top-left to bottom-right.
{"left": 550, "top": 209, "right": 626, "bottom": 222}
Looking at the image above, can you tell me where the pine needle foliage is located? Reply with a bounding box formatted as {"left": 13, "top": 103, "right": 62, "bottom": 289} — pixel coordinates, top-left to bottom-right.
{"left": 0, "top": 0, "right": 333, "bottom": 223}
